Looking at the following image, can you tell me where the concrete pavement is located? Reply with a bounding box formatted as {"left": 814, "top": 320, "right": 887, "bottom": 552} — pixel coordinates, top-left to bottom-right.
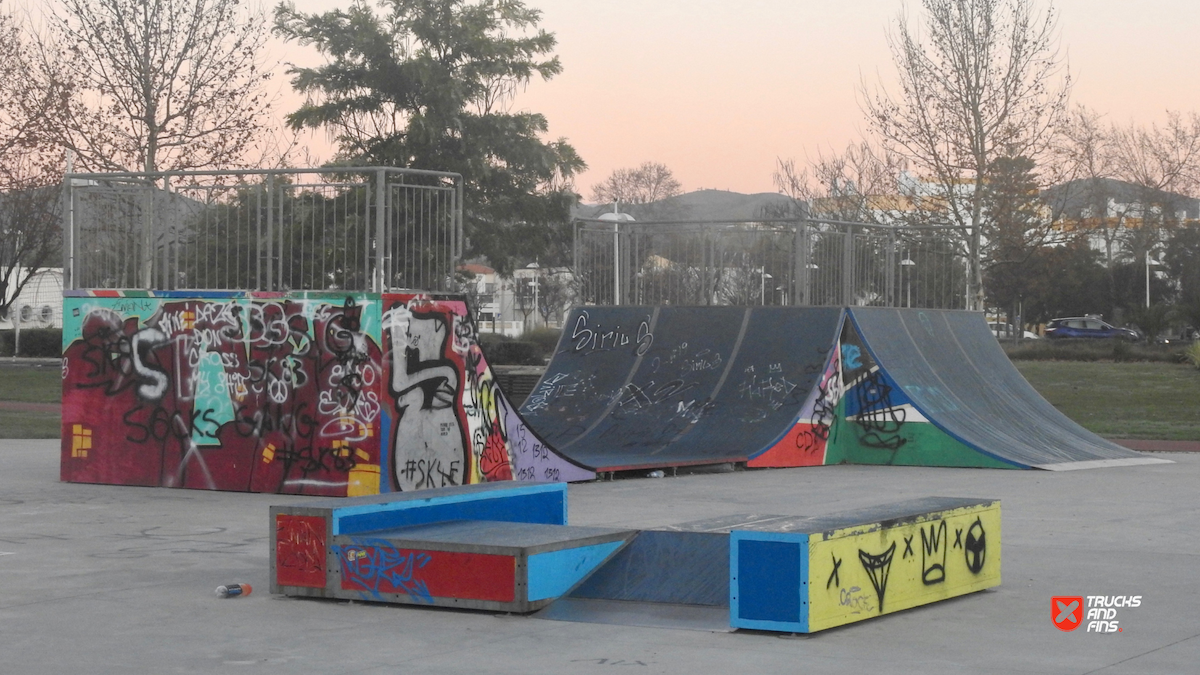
{"left": 0, "top": 439, "right": 1196, "bottom": 674}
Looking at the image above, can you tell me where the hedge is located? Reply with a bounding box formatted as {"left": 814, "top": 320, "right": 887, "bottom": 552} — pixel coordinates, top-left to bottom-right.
{"left": 0, "top": 328, "right": 63, "bottom": 357}
{"left": 1003, "top": 338, "right": 1189, "bottom": 363}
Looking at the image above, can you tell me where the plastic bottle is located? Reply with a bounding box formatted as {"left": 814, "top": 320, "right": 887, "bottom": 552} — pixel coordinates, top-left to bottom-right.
{"left": 215, "top": 583, "right": 252, "bottom": 598}
{"left": 647, "top": 470, "right": 665, "bottom": 478}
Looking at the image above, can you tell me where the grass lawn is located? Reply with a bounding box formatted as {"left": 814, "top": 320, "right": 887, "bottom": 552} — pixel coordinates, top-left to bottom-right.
{"left": 0, "top": 410, "right": 60, "bottom": 439}
{"left": 2, "top": 359, "right": 1198, "bottom": 441}
{"left": 0, "top": 364, "right": 63, "bottom": 438}
{"left": 0, "top": 364, "right": 62, "bottom": 403}
{"left": 1014, "top": 361, "right": 1200, "bottom": 441}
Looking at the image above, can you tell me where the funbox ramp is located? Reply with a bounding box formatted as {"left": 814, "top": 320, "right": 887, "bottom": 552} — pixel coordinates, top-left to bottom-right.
{"left": 518, "top": 306, "right": 846, "bottom": 472}
{"left": 829, "top": 307, "right": 1171, "bottom": 470}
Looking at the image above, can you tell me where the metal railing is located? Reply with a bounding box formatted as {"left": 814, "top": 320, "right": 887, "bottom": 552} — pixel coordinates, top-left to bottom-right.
{"left": 574, "top": 217, "right": 969, "bottom": 309}
{"left": 63, "top": 167, "right": 463, "bottom": 292}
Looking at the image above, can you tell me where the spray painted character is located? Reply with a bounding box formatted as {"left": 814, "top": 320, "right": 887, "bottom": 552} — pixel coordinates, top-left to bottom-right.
{"left": 388, "top": 301, "right": 469, "bottom": 491}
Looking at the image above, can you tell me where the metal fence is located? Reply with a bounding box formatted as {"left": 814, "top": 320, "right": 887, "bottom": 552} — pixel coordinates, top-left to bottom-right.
{"left": 574, "top": 218, "right": 969, "bottom": 309}
{"left": 63, "top": 167, "right": 463, "bottom": 292}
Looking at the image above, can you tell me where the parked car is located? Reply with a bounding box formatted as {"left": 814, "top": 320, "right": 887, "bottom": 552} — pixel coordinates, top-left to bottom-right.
{"left": 988, "top": 322, "right": 1040, "bottom": 340}
{"left": 1044, "top": 317, "right": 1139, "bottom": 342}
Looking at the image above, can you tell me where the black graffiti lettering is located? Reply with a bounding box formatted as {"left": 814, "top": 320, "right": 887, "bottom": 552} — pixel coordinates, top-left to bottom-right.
{"left": 903, "top": 534, "right": 914, "bottom": 559}
{"left": 964, "top": 518, "right": 986, "bottom": 574}
{"left": 398, "top": 457, "right": 461, "bottom": 490}
{"left": 858, "top": 542, "right": 896, "bottom": 613}
{"left": 920, "top": 521, "right": 947, "bottom": 585}
{"left": 827, "top": 553, "right": 842, "bottom": 589}
{"left": 854, "top": 370, "right": 907, "bottom": 450}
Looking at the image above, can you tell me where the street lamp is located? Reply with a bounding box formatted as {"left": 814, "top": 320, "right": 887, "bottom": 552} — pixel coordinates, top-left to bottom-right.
{"left": 1145, "top": 251, "right": 1162, "bottom": 308}
{"left": 900, "top": 257, "right": 916, "bottom": 308}
{"left": 597, "top": 204, "right": 634, "bottom": 305}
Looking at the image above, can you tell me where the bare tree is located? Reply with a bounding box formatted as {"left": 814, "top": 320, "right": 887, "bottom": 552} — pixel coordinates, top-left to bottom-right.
{"left": 1109, "top": 111, "right": 1200, "bottom": 196}
{"left": 771, "top": 142, "right": 908, "bottom": 222}
{"left": 0, "top": 2, "right": 66, "bottom": 319}
{"left": 590, "top": 162, "right": 683, "bottom": 205}
{"left": 862, "top": 0, "right": 1070, "bottom": 310}
{"left": 42, "top": 0, "right": 275, "bottom": 174}
{"left": 536, "top": 271, "right": 571, "bottom": 327}
{"left": 1050, "top": 106, "right": 1125, "bottom": 265}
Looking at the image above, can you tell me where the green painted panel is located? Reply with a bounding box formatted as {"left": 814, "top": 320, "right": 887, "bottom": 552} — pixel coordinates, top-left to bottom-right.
{"left": 824, "top": 399, "right": 1016, "bottom": 469}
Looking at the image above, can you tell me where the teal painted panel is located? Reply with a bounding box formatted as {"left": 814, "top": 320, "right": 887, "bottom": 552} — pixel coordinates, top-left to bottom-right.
{"left": 528, "top": 541, "right": 625, "bottom": 601}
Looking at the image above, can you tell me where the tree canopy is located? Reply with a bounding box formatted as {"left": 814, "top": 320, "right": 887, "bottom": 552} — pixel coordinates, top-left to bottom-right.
{"left": 274, "top": 0, "right": 585, "bottom": 275}
{"left": 0, "top": 2, "right": 64, "bottom": 319}
{"left": 590, "top": 162, "right": 682, "bottom": 205}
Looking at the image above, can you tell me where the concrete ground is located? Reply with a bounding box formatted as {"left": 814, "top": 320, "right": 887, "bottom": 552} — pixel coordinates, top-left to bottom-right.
{"left": 1, "top": 439, "right": 1196, "bottom": 675}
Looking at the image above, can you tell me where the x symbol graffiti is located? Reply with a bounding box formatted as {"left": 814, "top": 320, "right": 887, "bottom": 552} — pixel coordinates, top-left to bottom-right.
{"left": 826, "top": 553, "right": 842, "bottom": 589}
{"left": 1055, "top": 600, "right": 1079, "bottom": 623}
{"left": 953, "top": 528, "right": 963, "bottom": 549}
{"left": 903, "top": 535, "right": 914, "bottom": 558}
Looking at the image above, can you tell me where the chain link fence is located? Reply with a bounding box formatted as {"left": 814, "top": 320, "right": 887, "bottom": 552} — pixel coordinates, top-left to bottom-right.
{"left": 63, "top": 167, "right": 463, "bottom": 292}
{"left": 574, "top": 218, "right": 969, "bottom": 309}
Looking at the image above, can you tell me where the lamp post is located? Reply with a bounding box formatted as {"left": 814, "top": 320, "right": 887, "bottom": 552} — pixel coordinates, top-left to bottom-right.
{"left": 1145, "top": 251, "right": 1162, "bottom": 308}
{"left": 597, "top": 204, "right": 633, "bottom": 305}
{"left": 900, "top": 257, "right": 916, "bottom": 308}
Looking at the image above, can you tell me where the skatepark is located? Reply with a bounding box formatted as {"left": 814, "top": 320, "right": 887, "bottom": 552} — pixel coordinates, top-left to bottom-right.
{"left": 2, "top": 436, "right": 1196, "bottom": 674}
{"left": 6, "top": 0, "right": 1200, "bottom": 666}
{"left": 14, "top": 170, "right": 1196, "bottom": 670}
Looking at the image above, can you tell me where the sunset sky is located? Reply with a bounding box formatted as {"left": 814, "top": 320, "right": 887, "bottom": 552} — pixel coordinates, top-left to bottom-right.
{"left": 272, "top": 1, "right": 1200, "bottom": 197}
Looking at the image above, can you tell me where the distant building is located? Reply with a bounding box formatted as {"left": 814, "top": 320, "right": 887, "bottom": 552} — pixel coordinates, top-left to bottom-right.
{"left": 1043, "top": 178, "right": 1200, "bottom": 261}
{"left": 457, "top": 263, "right": 572, "bottom": 337}
{"left": 1, "top": 267, "right": 63, "bottom": 330}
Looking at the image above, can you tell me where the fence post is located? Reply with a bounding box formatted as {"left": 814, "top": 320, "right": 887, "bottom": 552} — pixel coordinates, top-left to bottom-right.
{"left": 887, "top": 228, "right": 896, "bottom": 307}
{"left": 374, "top": 169, "right": 387, "bottom": 293}
{"left": 842, "top": 227, "right": 854, "bottom": 306}
{"left": 265, "top": 173, "right": 275, "bottom": 292}
{"left": 455, "top": 176, "right": 464, "bottom": 284}
{"left": 140, "top": 180, "right": 154, "bottom": 289}
{"left": 621, "top": 224, "right": 631, "bottom": 305}
{"left": 798, "top": 221, "right": 810, "bottom": 306}
{"left": 161, "top": 175, "right": 172, "bottom": 289}
{"left": 61, "top": 167, "right": 74, "bottom": 291}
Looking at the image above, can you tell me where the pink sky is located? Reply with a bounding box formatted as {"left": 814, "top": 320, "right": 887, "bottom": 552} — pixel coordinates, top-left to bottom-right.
{"left": 276, "top": 0, "right": 1200, "bottom": 197}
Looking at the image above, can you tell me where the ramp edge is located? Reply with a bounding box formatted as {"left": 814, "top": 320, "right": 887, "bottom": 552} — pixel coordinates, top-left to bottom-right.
{"left": 1032, "top": 457, "right": 1175, "bottom": 471}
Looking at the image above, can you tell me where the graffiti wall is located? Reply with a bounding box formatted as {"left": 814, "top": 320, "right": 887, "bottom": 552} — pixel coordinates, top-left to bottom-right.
{"left": 61, "top": 290, "right": 593, "bottom": 495}
{"left": 62, "top": 291, "right": 385, "bottom": 495}
{"left": 381, "top": 293, "right": 593, "bottom": 491}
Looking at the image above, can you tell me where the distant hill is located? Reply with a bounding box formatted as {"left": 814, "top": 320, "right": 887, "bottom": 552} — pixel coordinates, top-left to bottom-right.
{"left": 573, "top": 189, "right": 801, "bottom": 222}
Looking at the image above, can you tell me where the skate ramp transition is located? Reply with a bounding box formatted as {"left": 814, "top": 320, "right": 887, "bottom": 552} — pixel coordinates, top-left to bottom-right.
{"left": 522, "top": 306, "right": 1166, "bottom": 472}
{"left": 834, "top": 307, "right": 1170, "bottom": 470}
{"left": 518, "top": 306, "right": 844, "bottom": 471}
